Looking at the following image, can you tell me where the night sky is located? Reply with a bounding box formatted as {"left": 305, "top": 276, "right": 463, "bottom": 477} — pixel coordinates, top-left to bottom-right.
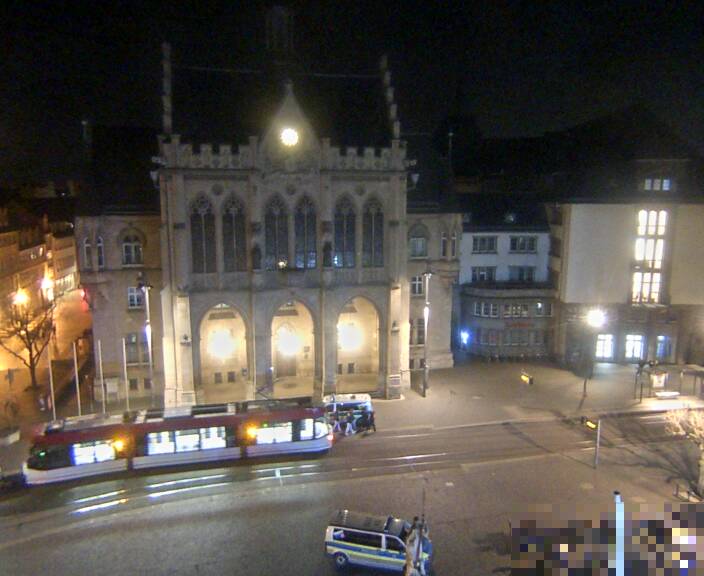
{"left": 3, "top": 1, "right": 703, "bottom": 185}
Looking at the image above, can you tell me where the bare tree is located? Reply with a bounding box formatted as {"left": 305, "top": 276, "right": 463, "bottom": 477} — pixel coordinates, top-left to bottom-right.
{"left": 0, "top": 293, "right": 54, "bottom": 391}
{"left": 665, "top": 408, "right": 704, "bottom": 495}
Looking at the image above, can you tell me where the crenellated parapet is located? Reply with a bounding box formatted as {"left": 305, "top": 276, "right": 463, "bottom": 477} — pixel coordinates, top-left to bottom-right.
{"left": 159, "top": 134, "right": 406, "bottom": 172}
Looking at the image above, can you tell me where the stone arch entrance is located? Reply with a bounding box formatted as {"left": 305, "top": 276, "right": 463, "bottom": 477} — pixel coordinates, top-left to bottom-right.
{"left": 199, "top": 303, "right": 250, "bottom": 403}
{"left": 271, "top": 300, "right": 315, "bottom": 397}
{"left": 336, "top": 296, "right": 380, "bottom": 393}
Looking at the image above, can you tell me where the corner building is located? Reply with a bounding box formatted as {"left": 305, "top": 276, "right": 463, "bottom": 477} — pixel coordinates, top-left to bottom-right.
{"left": 158, "top": 76, "right": 411, "bottom": 406}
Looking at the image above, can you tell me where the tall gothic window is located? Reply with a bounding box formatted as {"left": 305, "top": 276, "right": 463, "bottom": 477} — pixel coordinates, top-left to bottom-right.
{"left": 122, "top": 234, "right": 143, "bottom": 266}
{"left": 294, "top": 197, "right": 317, "bottom": 269}
{"left": 96, "top": 236, "right": 105, "bottom": 269}
{"left": 82, "top": 237, "right": 92, "bottom": 270}
{"left": 190, "top": 195, "right": 216, "bottom": 273}
{"left": 223, "top": 195, "right": 247, "bottom": 272}
{"left": 265, "top": 196, "right": 288, "bottom": 270}
{"left": 334, "top": 197, "right": 356, "bottom": 268}
{"left": 362, "top": 199, "right": 384, "bottom": 267}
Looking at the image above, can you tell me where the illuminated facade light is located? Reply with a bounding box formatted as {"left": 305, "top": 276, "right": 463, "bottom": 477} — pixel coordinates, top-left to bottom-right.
{"left": 337, "top": 322, "right": 362, "bottom": 352}
{"left": 13, "top": 289, "right": 29, "bottom": 307}
{"left": 208, "top": 329, "right": 236, "bottom": 360}
{"left": 280, "top": 127, "right": 299, "bottom": 147}
{"left": 276, "top": 325, "right": 302, "bottom": 357}
{"left": 585, "top": 308, "right": 606, "bottom": 329}
{"left": 460, "top": 330, "right": 469, "bottom": 346}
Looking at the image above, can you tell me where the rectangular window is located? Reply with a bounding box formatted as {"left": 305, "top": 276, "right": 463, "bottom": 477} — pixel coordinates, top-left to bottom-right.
{"left": 595, "top": 334, "right": 614, "bottom": 359}
{"left": 662, "top": 178, "right": 671, "bottom": 191}
{"left": 127, "top": 287, "right": 144, "bottom": 309}
{"left": 144, "top": 378, "right": 152, "bottom": 390}
{"left": 508, "top": 266, "right": 535, "bottom": 282}
{"left": 503, "top": 303, "right": 511, "bottom": 318}
{"left": 644, "top": 178, "right": 652, "bottom": 191}
{"left": 451, "top": 233, "right": 457, "bottom": 257}
{"left": 347, "top": 362, "right": 355, "bottom": 374}
{"left": 625, "top": 334, "right": 644, "bottom": 360}
{"left": 633, "top": 209, "right": 667, "bottom": 304}
{"left": 200, "top": 426, "right": 226, "bottom": 450}
{"left": 472, "top": 236, "right": 497, "bottom": 253}
{"left": 386, "top": 537, "right": 405, "bottom": 553}
{"left": 490, "top": 303, "right": 499, "bottom": 318}
{"left": 419, "top": 358, "right": 426, "bottom": 368}
{"left": 337, "top": 363, "right": 343, "bottom": 374}
{"left": 125, "top": 333, "right": 140, "bottom": 364}
{"left": 533, "top": 330, "right": 546, "bottom": 345}
{"left": 473, "top": 301, "right": 482, "bottom": 316}
{"left": 214, "top": 372, "right": 223, "bottom": 384}
{"left": 480, "top": 329, "right": 489, "bottom": 345}
{"left": 482, "top": 302, "right": 491, "bottom": 317}
{"left": 254, "top": 422, "right": 293, "bottom": 444}
{"left": 488, "top": 330, "right": 498, "bottom": 346}
{"left": 440, "top": 233, "right": 448, "bottom": 258}
{"left": 71, "top": 441, "right": 116, "bottom": 465}
{"left": 346, "top": 531, "right": 383, "bottom": 548}
{"left": 409, "top": 236, "right": 427, "bottom": 258}
{"left": 129, "top": 378, "right": 138, "bottom": 391}
{"left": 409, "top": 358, "right": 415, "bottom": 370}
{"left": 146, "top": 431, "right": 176, "bottom": 455}
{"left": 227, "top": 371, "right": 236, "bottom": 383}
{"left": 535, "top": 302, "right": 553, "bottom": 317}
{"left": 509, "top": 236, "right": 537, "bottom": 253}
{"left": 471, "top": 266, "right": 496, "bottom": 282}
{"left": 175, "top": 429, "right": 200, "bottom": 452}
{"left": 300, "top": 418, "right": 314, "bottom": 441}
{"left": 416, "top": 318, "right": 425, "bottom": 345}
{"left": 411, "top": 275, "right": 424, "bottom": 296}
{"left": 656, "top": 335, "right": 671, "bottom": 360}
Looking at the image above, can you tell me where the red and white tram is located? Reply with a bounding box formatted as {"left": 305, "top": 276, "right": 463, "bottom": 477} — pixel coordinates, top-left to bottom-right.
{"left": 23, "top": 398, "right": 332, "bottom": 485}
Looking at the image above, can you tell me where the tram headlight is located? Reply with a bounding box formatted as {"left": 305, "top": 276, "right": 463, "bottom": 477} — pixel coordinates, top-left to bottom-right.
{"left": 245, "top": 425, "right": 258, "bottom": 440}
{"left": 112, "top": 438, "right": 126, "bottom": 453}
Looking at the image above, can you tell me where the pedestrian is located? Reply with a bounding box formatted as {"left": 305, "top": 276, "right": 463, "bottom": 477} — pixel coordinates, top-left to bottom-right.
{"left": 331, "top": 412, "right": 343, "bottom": 435}
{"left": 344, "top": 410, "right": 356, "bottom": 436}
{"left": 367, "top": 409, "right": 376, "bottom": 433}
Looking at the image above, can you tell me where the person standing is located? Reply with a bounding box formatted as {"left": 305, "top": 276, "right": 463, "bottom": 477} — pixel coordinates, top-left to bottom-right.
{"left": 344, "top": 410, "right": 356, "bottom": 436}
{"left": 368, "top": 409, "right": 376, "bottom": 433}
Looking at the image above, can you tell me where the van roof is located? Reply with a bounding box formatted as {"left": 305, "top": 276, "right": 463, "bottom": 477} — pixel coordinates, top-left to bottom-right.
{"left": 329, "top": 509, "right": 407, "bottom": 538}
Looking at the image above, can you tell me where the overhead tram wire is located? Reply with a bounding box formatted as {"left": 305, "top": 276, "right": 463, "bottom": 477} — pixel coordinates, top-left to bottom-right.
{"left": 176, "top": 64, "right": 379, "bottom": 80}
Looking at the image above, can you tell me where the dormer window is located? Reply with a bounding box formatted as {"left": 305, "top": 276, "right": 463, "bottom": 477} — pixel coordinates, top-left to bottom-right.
{"left": 644, "top": 178, "right": 671, "bottom": 191}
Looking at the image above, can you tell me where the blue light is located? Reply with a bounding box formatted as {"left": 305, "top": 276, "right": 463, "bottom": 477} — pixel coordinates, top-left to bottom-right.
{"left": 460, "top": 330, "right": 469, "bottom": 346}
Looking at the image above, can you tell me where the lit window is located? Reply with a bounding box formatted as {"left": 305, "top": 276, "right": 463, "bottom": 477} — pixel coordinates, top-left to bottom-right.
{"left": 71, "top": 441, "right": 116, "bottom": 465}
{"left": 633, "top": 210, "right": 667, "bottom": 304}
{"left": 146, "top": 431, "right": 175, "bottom": 455}
{"left": 595, "top": 334, "right": 614, "bottom": 359}
{"left": 300, "top": 418, "right": 314, "bottom": 441}
{"left": 254, "top": 421, "right": 293, "bottom": 444}
{"left": 411, "top": 275, "right": 424, "bottom": 295}
{"left": 199, "top": 426, "right": 226, "bottom": 450}
{"left": 662, "top": 178, "right": 671, "bottom": 191}
{"left": 175, "top": 429, "right": 200, "bottom": 452}
{"left": 625, "top": 335, "right": 644, "bottom": 360}
{"left": 644, "top": 178, "right": 652, "bottom": 191}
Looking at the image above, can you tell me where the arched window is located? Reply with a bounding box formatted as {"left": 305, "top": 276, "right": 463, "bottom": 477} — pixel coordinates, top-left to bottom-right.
{"left": 122, "top": 234, "right": 143, "bottom": 266}
{"left": 451, "top": 231, "right": 457, "bottom": 258}
{"left": 295, "top": 197, "right": 316, "bottom": 269}
{"left": 96, "top": 236, "right": 104, "bottom": 269}
{"left": 440, "top": 232, "right": 448, "bottom": 258}
{"left": 82, "top": 237, "right": 92, "bottom": 269}
{"left": 223, "top": 196, "right": 246, "bottom": 272}
{"left": 265, "top": 196, "right": 288, "bottom": 270}
{"left": 334, "top": 197, "right": 356, "bottom": 268}
{"left": 190, "top": 196, "right": 216, "bottom": 273}
{"left": 362, "top": 199, "right": 384, "bottom": 267}
{"left": 409, "top": 225, "right": 429, "bottom": 259}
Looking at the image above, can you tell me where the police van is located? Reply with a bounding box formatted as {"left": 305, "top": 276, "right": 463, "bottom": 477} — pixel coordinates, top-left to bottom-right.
{"left": 323, "top": 393, "right": 373, "bottom": 415}
{"left": 325, "top": 509, "right": 433, "bottom": 573}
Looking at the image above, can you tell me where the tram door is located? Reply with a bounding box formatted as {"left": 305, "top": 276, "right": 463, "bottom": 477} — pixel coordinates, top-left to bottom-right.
{"left": 275, "top": 351, "right": 296, "bottom": 377}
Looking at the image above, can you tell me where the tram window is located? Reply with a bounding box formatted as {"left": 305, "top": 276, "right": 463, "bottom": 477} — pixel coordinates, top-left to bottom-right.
{"left": 28, "top": 445, "right": 71, "bottom": 469}
{"left": 199, "top": 426, "right": 226, "bottom": 449}
{"left": 255, "top": 421, "right": 292, "bottom": 444}
{"left": 300, "top": 418, "right": 314, "bottom": 440}
{"left": 71, "top": 441, "right": 116, "bottom": 465}
{"left": 146, "top": 431, "right": 176, "bottom": 455}
{"left": 314, "top": 417, "right": 328, "bottom": 439}
{"left": 175, "top": 429, "right": 201, "bottom": 452}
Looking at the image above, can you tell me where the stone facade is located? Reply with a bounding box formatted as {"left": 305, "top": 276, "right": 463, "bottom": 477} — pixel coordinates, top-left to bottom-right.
{"left": 75, "top": 213, "right": 163, "bottom": 401}
{"left": 157, "top": 86, "right": 410, "bottom": 406}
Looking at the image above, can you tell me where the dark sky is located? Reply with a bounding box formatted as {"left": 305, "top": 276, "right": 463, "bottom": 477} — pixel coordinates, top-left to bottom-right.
{"left": 2, "top": 1, "right": 703, "bottom": 184}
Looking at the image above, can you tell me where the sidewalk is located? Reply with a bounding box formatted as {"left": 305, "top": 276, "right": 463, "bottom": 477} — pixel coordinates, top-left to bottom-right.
{"left": 373, "top": 360, "right": 704, "bottom": 433}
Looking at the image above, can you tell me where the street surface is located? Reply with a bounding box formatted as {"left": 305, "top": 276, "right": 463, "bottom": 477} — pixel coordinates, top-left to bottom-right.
{"left": 0, "top": 412, "right": 693, "bottom": 575}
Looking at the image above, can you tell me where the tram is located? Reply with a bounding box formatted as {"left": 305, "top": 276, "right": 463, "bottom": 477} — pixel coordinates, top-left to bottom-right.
{"left": 23, "top": 398, "right": 332, "bottom": 485}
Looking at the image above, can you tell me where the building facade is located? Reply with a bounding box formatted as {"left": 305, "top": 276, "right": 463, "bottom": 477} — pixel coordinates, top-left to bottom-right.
{"left": 456, "top": 202, "right": 555, "bottom": 359}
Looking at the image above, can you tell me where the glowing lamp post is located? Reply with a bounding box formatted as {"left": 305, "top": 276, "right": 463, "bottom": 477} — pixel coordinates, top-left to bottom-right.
{"left": 13, "top": 289, "right": 29, "bottom": 308}
{"left": 137, "top": 275, "right": 154, "bottom": 406}
{"left": 280, "top": 127, "right": 299, "bottom": 147}
{"left": 422, "top": 264, "right": 432, "bottom": 397}
{"left": 582, "top": 308, "right": 606, "bottom": 396}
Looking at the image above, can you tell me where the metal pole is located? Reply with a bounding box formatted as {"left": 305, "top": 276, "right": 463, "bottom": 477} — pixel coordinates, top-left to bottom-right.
{"left": 72, "top": 341, "right": 82, "bottom": 416}
{"left": 144, "top": 285, "right": 155, "bottom": 406}
{"left": 614, "top": 491, "right": 624, "bottom": 576}
{"left": 422, "top": 272, "right": 430, "bottom": 397}
{"left": 122, "top": 337, "right": 130, "bottom": 412}
{"left": 48, "top": 347, "right": 56, "bottom": 421}
{"left": 98, "top": 340, "right": 106, "bottom": 414}
{"left": 594, "top": 418, "right": 601, "bottom": 468}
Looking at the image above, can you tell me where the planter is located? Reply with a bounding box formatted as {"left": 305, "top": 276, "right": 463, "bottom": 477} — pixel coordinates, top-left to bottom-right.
{"left": 0, "top": 427, "right": 21, "bottom": 447}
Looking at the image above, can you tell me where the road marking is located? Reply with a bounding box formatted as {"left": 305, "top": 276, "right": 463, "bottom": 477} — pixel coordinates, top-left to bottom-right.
{"left": 72, "top": 498, "right": 128, "bottom": 515}
{"left": 148, "top": 481, "right": 230, "bottom": 499}
{"left": 146, "top": 473, "right": 227, "bottom": 489}
{"left": 73, "top": 489, "right": 126, "bottom": 504}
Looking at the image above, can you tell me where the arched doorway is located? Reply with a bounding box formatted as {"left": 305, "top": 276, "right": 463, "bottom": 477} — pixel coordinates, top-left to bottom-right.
{"left": 199, "top": 303, "right": 249, "bottom": 403}
{"left": 336, "top": 297, "right": 380, "bottom": 393}
{"left": 271, "top": 301, "right": 315, "bottom": 397}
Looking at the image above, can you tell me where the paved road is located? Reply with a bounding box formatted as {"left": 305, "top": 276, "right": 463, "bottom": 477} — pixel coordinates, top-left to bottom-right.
{"left": 0, "top": 413, "right": 687, "bottom": 575}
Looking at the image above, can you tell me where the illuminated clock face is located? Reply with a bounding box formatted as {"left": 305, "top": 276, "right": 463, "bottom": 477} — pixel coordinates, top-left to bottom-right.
{"left": 280, "top": 127, "right": 299, "bottom": 147}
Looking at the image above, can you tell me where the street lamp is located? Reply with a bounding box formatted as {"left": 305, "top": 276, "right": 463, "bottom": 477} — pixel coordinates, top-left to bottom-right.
{"left": 582, "top": 307, "right": 606, "bottom": 396}
{"left": 137, "top": 274, "right": 154, "bottom": 405}
{"left": 13, "top": 288, "right": 29, "bottom": 308}
{"left": 422, "top": 262, "right": 432, "bottom": 397}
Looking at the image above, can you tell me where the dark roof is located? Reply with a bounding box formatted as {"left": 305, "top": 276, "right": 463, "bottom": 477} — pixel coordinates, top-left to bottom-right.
{"left": 405, "top": 133, "right": 453, "bottom": 213}
{"left": 459, "top": 195, "right": 549, "bottom": 232}
{"left": 329, "top": 509, "right": 407, "bottom": 538}
{"left": 172, "top": 58, "right": 391, "bottom": 148}
{"left": 80, "top": 126, "right": 160, "bottom": 216}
